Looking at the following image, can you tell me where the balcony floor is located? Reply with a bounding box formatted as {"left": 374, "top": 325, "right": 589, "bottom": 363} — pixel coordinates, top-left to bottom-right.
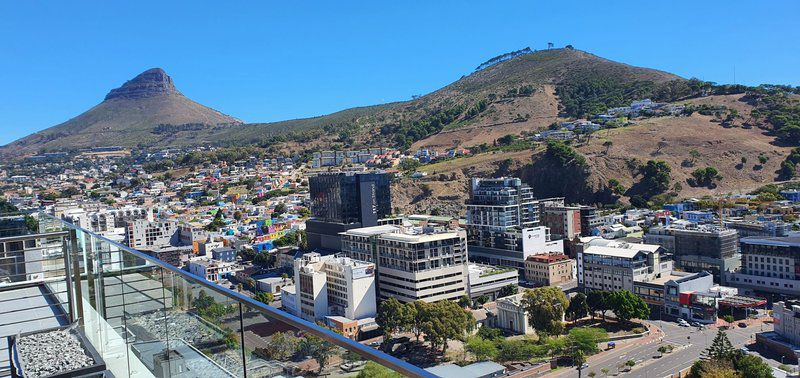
{"left": 0, "top": 285, "right": 70, "bottom": 372}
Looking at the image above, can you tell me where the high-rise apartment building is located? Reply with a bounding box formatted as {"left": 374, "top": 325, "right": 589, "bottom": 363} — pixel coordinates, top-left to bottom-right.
{"left": 341, "top": 224, "right": 469, "bottom": 303}
{"left": 465, "top": 177, "right": 563, "bottom": 269}
{"left": 294, "top": 252, "right": 377, "bottom": 322}
{"left": 306, "top": 171, "right": 392, "bottom": 252}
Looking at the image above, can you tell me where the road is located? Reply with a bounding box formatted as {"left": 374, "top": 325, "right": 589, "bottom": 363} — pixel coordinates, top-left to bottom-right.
{"left": 549, "top": 320, "right": 771, "bottom": 378}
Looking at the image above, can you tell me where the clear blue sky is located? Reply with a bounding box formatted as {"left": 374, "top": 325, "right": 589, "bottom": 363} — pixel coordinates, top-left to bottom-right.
{"left": 1, "top": 1, "right": 798, "bottom": 145}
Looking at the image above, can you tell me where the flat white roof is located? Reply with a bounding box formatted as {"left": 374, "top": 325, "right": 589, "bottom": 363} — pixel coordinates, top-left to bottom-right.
{"left": 379, "top": 231, "right": 460, "bottom": 243}
{"left": 584, "top": 243, "right": 659, "bottom": 259}
{"left": 342, "top": 225, "right": 399, "bottom": 237}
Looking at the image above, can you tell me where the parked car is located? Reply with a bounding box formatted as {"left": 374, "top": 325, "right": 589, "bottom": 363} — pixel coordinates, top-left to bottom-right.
{"left": 738, "top": 322, "right": 747, "bottom": 328}
{"left": 690, "top": 321, "right": 701, "bottom": 327}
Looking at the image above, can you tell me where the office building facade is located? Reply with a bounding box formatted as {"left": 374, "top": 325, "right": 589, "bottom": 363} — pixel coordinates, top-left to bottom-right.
{"left": 306, "top": 171, "right": 392, "bottom": 251}
{"left": 341, "top": 225, "right": 469, "bottom": 303}
{"left": 294, "top": 252, "right": 377, "bottom": 322}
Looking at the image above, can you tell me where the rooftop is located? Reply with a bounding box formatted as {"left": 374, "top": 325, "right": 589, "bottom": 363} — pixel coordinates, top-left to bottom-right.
{"left": 526, "top": 253, "right": 571, "bottom": 263}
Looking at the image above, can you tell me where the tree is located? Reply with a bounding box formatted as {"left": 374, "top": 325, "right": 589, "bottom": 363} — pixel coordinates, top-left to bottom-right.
{"left": 298, "top": 335, "right": 335, "bottom": 374}
{"left": 357, "top": 362, "right": 403, "bottom": 378}
{"left": 607, "top": 290, "right": 650, "bottom": 322}
{"left": 406, "top": 301, "right": 428, "bottom": 342}
{"left": 466, "top": 336, "right": 498, "bottom": 361}
{"left": 640, "top": 160, "right": 672, "bottom": 196}
{"left": 567, "top": 327, "right": 609, "bottom": 356}
{"left": 603, "top": 140, "right": 613, "bottom": 155}
{"left": 567, "top": 293, "right": 589, "bottom": 322}
{"left": 723, "top": 315, "right": 735, "bottom": 326}
{"left": 736, "top": 354, "right": 774, "bottom": 378}
{"left": 588, "top": 371, "right": 597, "bottom": 378}
{"left": 601, "top": 367, "right": 609, "bottom": 377}
{"left": 281, "top": 272, "right": 289, "bottom": 280}
{"left": 273, "top": 203, "right": 287, "bottom": 217}
{"left": 376, "top": 298, "right": 410, "bottom": 340}
{"left": 689, "top": 149, "right": 701, "bottom": 164}
{"left": 496, "top": 339, "right": 537, "bottom": 362}
{"left": 419, "top": 300, "right": 474, "bottom": 354}
{"left": 522, "top": 287, "right": 569, "bottom": 337}
{"left": 206, "top": 209, "right": 226, "bottom": 231}
{"left": 574, "top": 350, "right": 587, "bottom": 377}
{"left": 254, "top": 291, "right": 274, "bottom": 304}
{"left": 586, "top": 291, "right": 609, "bottom": 320}
{"left": 256, "top": 331, "right": 300, "bottom": 360}
{"left": 476, "top": 326, "right": 503, "bottom": 341}
{"left": 705, "top": 329, "right": 735, "bottom": 360}
{"left": 458, "top": 295, "right": 472, "bottom": 309}
{"left": 498, "top": 284, "right": 518, "bottom": 298}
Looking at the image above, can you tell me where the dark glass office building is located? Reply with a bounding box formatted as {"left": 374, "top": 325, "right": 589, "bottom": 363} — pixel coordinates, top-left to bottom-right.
{"left": 306, "top": 171, "right": 392, "bottom": 252}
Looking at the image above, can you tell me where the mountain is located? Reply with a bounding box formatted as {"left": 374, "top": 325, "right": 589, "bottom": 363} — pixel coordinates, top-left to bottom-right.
{"left": 1, "top": 68, "right": 241, "bottom": 157}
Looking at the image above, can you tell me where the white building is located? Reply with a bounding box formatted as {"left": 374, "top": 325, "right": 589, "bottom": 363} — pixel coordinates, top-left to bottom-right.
{"left": 187, "top": 258, "right": 234, "bottom": 283}
{"left": 341, "top": 224, "right": 469, "bottom": 303}
{"left": 466, "top": 264, "right": 519, "bottom": 301}
{"left": 294, "top": 253, "right": 377, "bottom": 322}
{"left": 496, "top": 293, "right": 534, "bottom": 335}
{"left": 578, "top": 237, "right": 671, "bottom": 291}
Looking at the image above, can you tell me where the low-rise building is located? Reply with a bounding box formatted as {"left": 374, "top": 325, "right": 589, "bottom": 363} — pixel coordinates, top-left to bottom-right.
{"left": 524, "top": 253, "right": 574, "bottom": 287}
{"left": 578, "top": 237, "right": 672, "bottom": 292}
{"left": 466, "top": 264, "right": 519, "bottom": 301}
{"left": 496, "top": 293, "right": 534, "bottom": 335}
{"left": 187, "top": 258, "right": 234, "bottom": 283}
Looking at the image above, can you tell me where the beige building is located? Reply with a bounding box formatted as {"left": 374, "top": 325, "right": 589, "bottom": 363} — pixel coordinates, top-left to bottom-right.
{"left": 341, "top": 224, "right": 469, "bottom": 303}
{"left": 496, "top": 293, "right": 534, "bottom": 335}
{"left": 524, "top": 253, "right": 574, "bottom": 286}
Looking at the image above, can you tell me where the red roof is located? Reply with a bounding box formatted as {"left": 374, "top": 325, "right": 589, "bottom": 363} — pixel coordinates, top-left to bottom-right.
{"left": 526, "top": 253, "right": 571, "bottom": 263}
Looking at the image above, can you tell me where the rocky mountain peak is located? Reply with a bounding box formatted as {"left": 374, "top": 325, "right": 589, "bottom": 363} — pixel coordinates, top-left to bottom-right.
{"left": 104, "top": 68, "right": 180, "bottom": 101}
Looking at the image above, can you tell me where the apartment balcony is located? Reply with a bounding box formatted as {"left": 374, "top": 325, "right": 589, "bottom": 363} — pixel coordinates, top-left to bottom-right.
{"left": 0, "top": 212, "right": 434, "bottom": 377}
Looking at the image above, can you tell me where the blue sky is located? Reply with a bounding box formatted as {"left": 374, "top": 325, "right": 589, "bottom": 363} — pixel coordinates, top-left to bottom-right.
{"left": 1, "top": 1, "right": 799, "bottom": 145}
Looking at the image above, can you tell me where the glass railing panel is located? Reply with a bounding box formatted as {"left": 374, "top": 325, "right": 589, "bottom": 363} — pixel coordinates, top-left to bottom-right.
{"left": 160, "top": 268, "right": 245, "bottom": 377}
{"left": 239, "top": 304, "right": 349, "bottom": 377}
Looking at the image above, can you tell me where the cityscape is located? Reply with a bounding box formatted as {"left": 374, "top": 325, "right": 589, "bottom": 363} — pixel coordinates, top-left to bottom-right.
{"left": 1, "top": 2, "right": 799, "bottom": 378}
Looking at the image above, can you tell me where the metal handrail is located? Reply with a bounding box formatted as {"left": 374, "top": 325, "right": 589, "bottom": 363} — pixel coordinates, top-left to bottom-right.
{"left": 52, "top": 215, "right": 437, "bottom": 378}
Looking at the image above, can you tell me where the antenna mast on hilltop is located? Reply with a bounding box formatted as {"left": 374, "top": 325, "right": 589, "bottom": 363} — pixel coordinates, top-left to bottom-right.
{"left": 547, "top": 42, "right": 554, "bottom": 49}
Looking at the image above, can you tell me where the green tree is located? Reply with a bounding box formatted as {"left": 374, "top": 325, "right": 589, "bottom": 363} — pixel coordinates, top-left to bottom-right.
{"left": 607, "top": 290, "right": 649, "bottom": 322}
{"left": 256, "top": 331, "right": 300, "bottom": 360}
{"left": 466, "top": 336, "right": 498, "bottom": 361}
{"left": 586, "top": 291, "right": 609, "bottom": 320}
{"left": 458, "top": 295, "right": 472, "bottom": 308}
{"left": 498, "top": 284, "right": 518, "bottom": 298}
{"left": 376, "top": 298, "right": 411, "bottom": 340}
{"left": 723, "top": 315, "right": 735, "bottom": 326}
{"left": 640, "top": 160, "right": 672, "bottom": 196}
{"left": 205, "top": 209, "right": 226, "bottom": 231}
{"left": 272, "top": 202, "right": 287, "bottom": 218}
{"left": 406, "top": 300, "right": 428, "bottom": 342}
{"left": 705, "top": 329, "right": 735, "bottom": 360}
{"left": 603, "top": 140, "right": 613, "bottom": 155}
{"left": 476, "top": 326, "right": 504, "bottom": 341}
{"left": 496, "top": 339, "right": 537, "bottom": 362}
{"left": 419, "top": 300, "right": 474, "bottom": 354}
{"left": 567, "top": 327, "right": 609, "bottom": 356}
{"left": 356, "top": 362, "right": 403, "bottom": 378}
{"left": 736, "top": 354, "right": 774, "bottom": 378}
{"left": 298, "top": 335, "right": 335, "bottom": 374}
{"left": 522, "top": 287, "right": 569, "bottom": 337}
{"left": 253, "top": 291, "right": 274, "bottom": 304}
{"left": 567, "top": 293, "right": 589, "bottom": 322}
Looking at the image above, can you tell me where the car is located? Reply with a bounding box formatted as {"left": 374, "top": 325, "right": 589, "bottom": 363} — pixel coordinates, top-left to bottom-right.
{"left": 678, "top": 321, "right": 690, "bottom": 327}
{"left": 738, "top": 322, "right": 747, "bottom": 328}
{"left": 690, "top": 321, "right": 701, "bottom": 327}
{"left": 581, "top": 363, "right": 589, "bottom": 369}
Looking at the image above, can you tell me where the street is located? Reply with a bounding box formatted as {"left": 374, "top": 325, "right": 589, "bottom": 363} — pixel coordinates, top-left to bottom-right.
{"left": 548, "top": 320, "right": 773, "bottom": 378}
